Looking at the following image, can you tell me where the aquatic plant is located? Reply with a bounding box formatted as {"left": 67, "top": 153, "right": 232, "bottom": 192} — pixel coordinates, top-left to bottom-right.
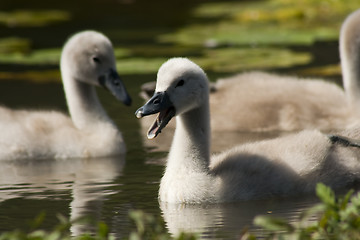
{"left": 160, "top": 0, "right": 360, "bottom": 46}
{"left": 0, "top": 10, "right": 70, "bottom": 27}
{"left": 246, "top": 183, "right": 360, "bottom": 239}
{"left": 0, "top": 0, "right": 354, "bottom": 77}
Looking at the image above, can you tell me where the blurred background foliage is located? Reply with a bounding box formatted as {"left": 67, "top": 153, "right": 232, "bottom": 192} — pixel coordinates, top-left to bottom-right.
{"left": 0, "top": 0, "right": 359, "bottom": 81}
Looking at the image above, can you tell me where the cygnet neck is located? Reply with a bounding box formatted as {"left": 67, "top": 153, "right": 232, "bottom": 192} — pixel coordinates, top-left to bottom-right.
{"left": 340, "top": 12, "right": 360, "bottom": 113}
{"left": 167, "top": 96, "right": 211, "bottom": 173}
{"left": 62, "top": 69, "right": 114, "bottom": 130}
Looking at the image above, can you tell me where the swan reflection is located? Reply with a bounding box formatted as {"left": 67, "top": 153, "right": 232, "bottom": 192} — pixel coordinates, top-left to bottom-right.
{"left": 160, "top": 197, "right": 317, "bottom": 238}
{"left": 0, "top": 156, "right": 125, "bottom": 236}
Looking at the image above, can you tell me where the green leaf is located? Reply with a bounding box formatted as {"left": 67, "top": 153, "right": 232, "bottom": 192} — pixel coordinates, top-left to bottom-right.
{"left": 299, "top": 203, "right": 326, "bottom": 223}
{"left": 128, "top": 232, "right": 141, "bottom": 240}
{"left": 0, "top": 48, "right": 61, "bottom": 65}
{"left": 0, "top": 10, "right": 70, "bottom": 27}
{"left": 254, "top": 215, "right": 295, "bottom": 232}
{"left": 159, "top": 0, "right": 360, "bottom": 46}
{"left": 29, "top": 212, "right": 46, "bottom": 230}
{"left": 97, "top": 222, "right": 109, "bottom": 238}
{"left": 340, "top": 189, "right": 354, "bottom": 210}
{"left": 316, "top": 183, "right": 335, "bottom": 206}
{"left": 0, "top": 37, "right": 31, "bottom": 54}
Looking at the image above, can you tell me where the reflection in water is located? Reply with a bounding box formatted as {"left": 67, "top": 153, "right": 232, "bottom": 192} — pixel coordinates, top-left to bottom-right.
{"left": 160, "top": 196, "right": 318, "bottom": 239}
{"left": 0, "top": 156, "right": 125, "bottom": 236}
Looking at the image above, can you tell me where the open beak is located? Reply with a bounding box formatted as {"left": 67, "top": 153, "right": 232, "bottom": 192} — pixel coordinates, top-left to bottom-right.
{"left": 135, "top": 91, "right": 175, "bottom": 139}
{"left": 99, "top": 69, "right": 132, "bottom": 106}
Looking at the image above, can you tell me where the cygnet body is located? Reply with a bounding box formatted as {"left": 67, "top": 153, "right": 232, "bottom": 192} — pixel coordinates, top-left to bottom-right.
{"left": 0, "top": 30, "right": 131, "bottom": 160}
{"left": 136, "top": 58, "right": 360, "bottom": 203}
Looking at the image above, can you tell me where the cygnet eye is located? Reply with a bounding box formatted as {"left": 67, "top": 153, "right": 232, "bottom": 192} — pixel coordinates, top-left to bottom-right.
{"left": 92, "top": 57, "right": 101, "bottom": 64}
{"left": 175, "top": 79, "right": 185, "bottom": 88}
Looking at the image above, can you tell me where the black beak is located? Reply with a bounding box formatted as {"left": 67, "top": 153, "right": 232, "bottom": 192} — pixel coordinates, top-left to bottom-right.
{"left": 99, "top": 69, "right": 132, "bottom": 106}
{"left": 135, "top": 91, "right": 172, "bottom": 118}
{"left": 135, "top": 91, "right": 175, "bottom": 139}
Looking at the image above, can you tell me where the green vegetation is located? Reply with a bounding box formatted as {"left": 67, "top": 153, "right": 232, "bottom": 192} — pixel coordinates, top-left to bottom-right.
{"left": 0, "top": 38, "right": 31, "bottom": 54}
{"left": 0, "top": 70, "right": 60, "bottom": 83}
{"left": 160, "top": 0, "right": 360, "bottom": 46}
{"left": 0, "top": 213, "right": 114, "bottom": 240}
{"left": 0, "top": 48, "right": 60, "bottom": 65}
{"left": 128, "top": 210, "right": 197, "bottom": 240}
{"left": 1, "top": 184, "right": 360, "bottom": 240}
{"left": 0, "top": 0, "right": 357, "bottom": 78}
{"left": 0, "top": 10, "right": 70, "bottom": 27}
{"left": 193, "top": 47, "right": 311, "bottom": 72}
{"left": 0, "top": 43, "right": 311, "bottom": 76}
{"left": 245, "top": 183, "right": 360, "bottom": 239}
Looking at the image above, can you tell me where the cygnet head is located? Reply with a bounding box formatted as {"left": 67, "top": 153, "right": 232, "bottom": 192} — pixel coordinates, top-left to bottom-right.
{"left": 135, "top": 57, "right": 209, "bottom": 139}
{"left": 61, "top": 30, "right": 131, "bottom": 106}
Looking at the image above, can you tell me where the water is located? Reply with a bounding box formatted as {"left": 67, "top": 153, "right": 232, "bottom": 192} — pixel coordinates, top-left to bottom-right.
{"left": 0, "top": 77, "right": 321, "bottom": 239}
{"left": 0, "top": 0, "right": 347, "bottom": 238}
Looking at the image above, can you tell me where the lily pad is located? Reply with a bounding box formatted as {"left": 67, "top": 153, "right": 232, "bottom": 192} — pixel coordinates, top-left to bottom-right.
{"left": 158, "top": 22, "right": 338, "bottom": 46}
{"left": 0, "top": 46, "right": 140, "bottom": 66}
{"left": 0, "top": 37, "right": 31, "bottom": 54}
{"left": 158, "top": 0, "right": 360, "bottom": 46}
{"left": 0, "top": 45, "right": 311, "bottom": 76}
{"left": 116, "top": 57, "right": 168, "bottom": 75}
{"left": 296, "top": 64, "right": 341, "bottom": 77}
{"left": 193, "top": 47, "right": 312, "bottom": 72}
{"left": 114, "top": 48, "right": 133, "bottom": 59}
{"left": 0, "top": 70, "right": 60, "bottom": 83}
{"left": 117, "top": 47, "right": 312, "bottom": 74}
{"left": 0, "top": 10, "right": 70, "bottom": 27}
{"left": 0, "top": 48, "right": 61, "bottom": 65}
{"left": 121, "top": 45, "right": 200, "bottom": 58}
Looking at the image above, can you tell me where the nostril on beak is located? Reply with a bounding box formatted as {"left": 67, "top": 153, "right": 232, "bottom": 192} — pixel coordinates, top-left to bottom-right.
{"left": 113, "top": 80, "right": 120, "bottom": 86}
{"left": 153, "top": 98, "right": 160, "bottom": 105}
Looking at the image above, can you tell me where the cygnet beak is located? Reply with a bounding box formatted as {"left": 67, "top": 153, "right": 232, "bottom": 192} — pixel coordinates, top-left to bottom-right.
{"left": 135, "top": 91, "right": 175, "bottom": 139}
{"left": 99, "top": 69, "right": 132, "bottom": 106}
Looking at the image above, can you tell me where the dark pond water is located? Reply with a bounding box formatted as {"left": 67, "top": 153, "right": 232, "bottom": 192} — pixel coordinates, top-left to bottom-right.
{"left": 0, "top": 0, "right": 349, "bottom": 238}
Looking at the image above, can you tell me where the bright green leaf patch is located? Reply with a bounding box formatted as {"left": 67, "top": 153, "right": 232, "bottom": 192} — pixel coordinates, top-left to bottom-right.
{"left": 158, "top": 21, "right": 340, "bottom": 46}
{"left": 0, "top": 46, "right": 133, "bottom": 66}
{"left": 115, "top": 47, "right": 311, "bottom": 74}
{"left": 254, "top": 216, "right": 295, "bottom": 232}
{"left": 0, "top": 48, "right": 61, "bottom": 65}
{"left": 159, "top": 0, "right": 360, "bottom": 46}
{"left": 0, "top": 46, "right": 311, "bottom": 78}
{"left": 297, "top": 64, "right": 341, "bottom": 77}
{"left": 0, "top": 70, "right": 60, "bottom": 83}
{"left": 0, "top": 10, "right": 71, "bottom": 27}
{"left": 248, "top": 183, "right": 360, "bottom": 239}
{"left": 121, "top": 45, "right": 200, "bottom": 58}
{"left": 0, "top": 37, "right": 31, "bottom": 54}
{"left": 158, "top": 23, "right": 338, "bottom": 46}
{"left": 116, "top": 57, "right": 167, "bottom": 75}
{"left": 114, "top": 48, "right": 133, "bottom": 59}
{"left": 194, "top": 47, "right": 312, "bottom": 72}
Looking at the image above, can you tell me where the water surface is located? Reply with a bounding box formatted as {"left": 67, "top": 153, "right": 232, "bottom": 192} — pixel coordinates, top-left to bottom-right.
{"left": 0, "top": 0, "right": 352, "bottom": 238}
{"left": 0, "top": 77, "right": 322, "bottom": 239}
